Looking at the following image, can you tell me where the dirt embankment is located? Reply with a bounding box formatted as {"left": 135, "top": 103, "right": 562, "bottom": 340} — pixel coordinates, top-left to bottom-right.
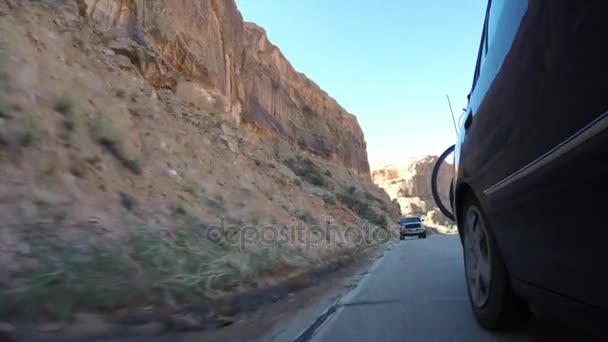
{"left": 0, "top": 0, "right": 400, "bottom": 339}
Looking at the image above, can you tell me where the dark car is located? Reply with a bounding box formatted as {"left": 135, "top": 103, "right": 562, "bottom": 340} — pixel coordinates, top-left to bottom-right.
{"left": 399, "top": 216, "right": 427, "bottom": 240}
{"left": 433, "top": 0, "right": 608, "bottom": 335}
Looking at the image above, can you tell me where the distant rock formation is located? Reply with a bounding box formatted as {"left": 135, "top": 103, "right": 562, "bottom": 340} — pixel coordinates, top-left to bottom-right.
{"left": 372, "top": 156, "right": 453, "bottom": 227}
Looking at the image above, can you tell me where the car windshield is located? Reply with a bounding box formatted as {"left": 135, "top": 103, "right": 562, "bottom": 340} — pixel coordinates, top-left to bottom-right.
{"left": 401, "top": 217, "right": 421, "bottom": 224}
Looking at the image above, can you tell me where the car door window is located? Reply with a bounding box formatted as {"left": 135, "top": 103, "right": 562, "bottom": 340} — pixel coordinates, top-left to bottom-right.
{"left": 471, "top": 21, "right": 488, "bottom": 92}
{"left": 484, "top": 0, "right": 528, "bottom": 84}
{"left": 470, "top": 0, "right": 528, "bottom": 104}
{"left": 487, "top": 0, "right": 506, "bottom": 50}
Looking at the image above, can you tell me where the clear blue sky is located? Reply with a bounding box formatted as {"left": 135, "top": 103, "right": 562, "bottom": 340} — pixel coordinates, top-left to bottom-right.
{"left": 238, "top": 0, "right": 487, "bottom": 165}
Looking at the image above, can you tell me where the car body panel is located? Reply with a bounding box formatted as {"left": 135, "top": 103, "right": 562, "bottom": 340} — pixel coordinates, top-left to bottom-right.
{"left": 453, "top": 0, "right": 608, "bottom": 322}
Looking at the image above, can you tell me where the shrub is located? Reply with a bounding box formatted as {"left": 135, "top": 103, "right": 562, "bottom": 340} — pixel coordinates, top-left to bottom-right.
{"left": 364, "top": 191, "right": 375, "bottom": 202}
{"left": 94, "top": 116, "right": 142, "bottom": 175}
{"left": 53, "top": 97, "right": 75, "bottom": 117}
{"left": 284, "top": 156, "right": 326, "bottom": 187}
{"left": 119, "top": 191, "right": 138, "bottom": 211}
{"left": 173, "top": 202, "right": 187, "bottom": 216}
{"left": 337, "top": 191, "right": 388, "bottom": 227}
{"left": 182, "top": 183, "right": 197, "bottom": 196}
{"left": 296, "top": 210, "right": 319, "bottom": 225}
{"left": 322, "top": 194, "right": 337, "bottom": 205}
{"left": 17, "top": 126, "right": 36, "bottom": 146}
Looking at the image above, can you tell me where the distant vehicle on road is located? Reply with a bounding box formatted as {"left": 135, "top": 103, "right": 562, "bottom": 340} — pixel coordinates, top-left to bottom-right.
{"left": 399, "top": 216, "right": 426, "bottom": 240}
{"left": 432, "top": 0, "right": 608, "bottom": 336}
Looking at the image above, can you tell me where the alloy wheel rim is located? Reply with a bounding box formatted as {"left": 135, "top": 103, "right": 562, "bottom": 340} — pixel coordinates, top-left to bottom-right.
{"left": 464, "top": 206, "right": 492, "bottom": 308}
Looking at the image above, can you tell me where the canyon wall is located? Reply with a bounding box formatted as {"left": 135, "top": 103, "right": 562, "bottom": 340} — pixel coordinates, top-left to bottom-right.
{"left": 83, "top": 0, "right": 370, "bottom": 174}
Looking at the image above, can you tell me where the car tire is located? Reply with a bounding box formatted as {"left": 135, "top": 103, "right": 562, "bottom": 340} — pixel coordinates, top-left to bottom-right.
{"left": 461, "top": 195, "right": 529, "bottom": 330}
{"left": 400, "top": 234, "right": 404, "bottom": 240}
{"left": 422, "top": 233, "right": 427, "bottom": 239}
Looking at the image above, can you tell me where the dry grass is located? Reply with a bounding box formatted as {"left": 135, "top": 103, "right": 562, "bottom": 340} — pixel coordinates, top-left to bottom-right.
{"left": 0, "top": 224, "right": 327, "bottom": 320}
{"left": 93, "top": 115, "right": 142, "bottom": 175}
{"left": 284, "top": 155, "right": 326, "bottom": 187}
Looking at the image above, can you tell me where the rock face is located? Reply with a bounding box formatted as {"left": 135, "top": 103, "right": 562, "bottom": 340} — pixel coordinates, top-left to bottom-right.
{"left": 82, "top": 0, "right": 369, "bottom": 175}
{"left": 372, "top": 156, "right": 453, "bottom": 226}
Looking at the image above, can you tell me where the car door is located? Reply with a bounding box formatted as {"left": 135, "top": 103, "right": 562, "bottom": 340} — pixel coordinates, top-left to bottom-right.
{"left": 461, "top": 0, "right": 608, "bottom": 309}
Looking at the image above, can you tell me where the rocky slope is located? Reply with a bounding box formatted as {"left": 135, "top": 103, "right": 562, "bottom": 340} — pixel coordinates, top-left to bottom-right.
{"left": 372, "top": 156, "right": 454, "bottom": 229}
{"left": 0, "top": 0, "right": 399, "bottom": 336}
{"left": 83, "top": 0, "right": 370, "bottom": 175}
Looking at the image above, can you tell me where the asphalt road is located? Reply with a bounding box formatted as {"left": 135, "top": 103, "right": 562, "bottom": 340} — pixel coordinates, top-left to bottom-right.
{"left": 303, "top": 235, "right": 598, "bottom": 342}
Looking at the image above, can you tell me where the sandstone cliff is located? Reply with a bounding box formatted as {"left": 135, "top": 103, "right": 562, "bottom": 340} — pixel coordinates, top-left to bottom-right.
{"left": 82, "top": 0, "right": 369, "bottom": 175}
{"left": 0, "top": 0, "right": 396, "bottom": 333}
{"left": 372, "top": 156, "right": 454, "bottom": 228}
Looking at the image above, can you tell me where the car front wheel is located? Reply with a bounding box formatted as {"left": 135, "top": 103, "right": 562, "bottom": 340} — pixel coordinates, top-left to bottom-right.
{"left": 461, "top": 196, "right": 528, "bottom": 330}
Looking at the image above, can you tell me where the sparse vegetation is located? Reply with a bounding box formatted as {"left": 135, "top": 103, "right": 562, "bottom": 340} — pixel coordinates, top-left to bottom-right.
{"left": 172, "top": 202, "right": 187, "bottom": 216}
{"left": 284, "top": 155, "right": 326, "bottom": 187}
{"left": 0, "top": 220, "right": 327, "bottom": 321}
{"left": 364, "top": 191, "right": 375, "bottom": 202}
{"left": 0, "top": 127, "right": 8, "bottom": 146}
{"left": 247, "top": 214, "right": 278, "bottom": 226}
{"left": 55, "top": 97, "right": 76, "bottom": 133}
{"left": 214, "top": 193, "right": 225, "bottom": 205}
{"left": 53, "top": 96, "right": 74, "bottom": 117}
{"left": 16, "top": 118, "right": 39, "bottom": 147}
{"left": 336, "top": 189, "right": 388, "bottom": 227}
{"left": 322, "top": 194, "right": 337, "bottom": 205}
{"left": 94, "top": 116, "right": 142, "bottom": 175}
{"left": 119, "top": 191, "right": 138, "bottom": 211}
{"left": 0, "top": 101, "right": 17, "bottom": 119}
{"left": 296, "top": 210, "right": 319, "bottom": 225}
{"left": 0, "top": 106, "right": 40, "bottom": 147}
{"left": 182, "top": 183, "right": 197, "bottom": 196}
{"left": 51, "top": 211, "right": 67, "bottom": 224}
{"left": 0, "top": 7, "right": 401, "bottom": 326}
{"left": 0, "top": 241, "right": 135, "bottom": 320}
{"left": 206, "top": 193, "right": 226, "bottom": 210}
{"left": 17, "top": 126, "right": 36, "bottom": 146}
{"left": 115, "top": 89, "right": 127, "bottom": 98}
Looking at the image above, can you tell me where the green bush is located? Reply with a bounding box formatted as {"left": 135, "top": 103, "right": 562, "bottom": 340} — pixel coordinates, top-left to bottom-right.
{"left": 364, "top": 191, "right": 375, "bottom": 202}
{"left": 296, "top": 210, "right": 319, "bottom": 225}
{"left": 336, "top": 190, "right": 388, "bottom": 227}
{"left": 284, "top": 156, "right": 326, "bottom": 187}
{"left": 322, "top": 194, "right": 337, "bottom": 205}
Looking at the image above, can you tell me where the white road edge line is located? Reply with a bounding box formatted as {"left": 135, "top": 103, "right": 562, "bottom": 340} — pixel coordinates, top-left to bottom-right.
{"left": 291, "top": 241, "right": 394, "bottom": 342}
